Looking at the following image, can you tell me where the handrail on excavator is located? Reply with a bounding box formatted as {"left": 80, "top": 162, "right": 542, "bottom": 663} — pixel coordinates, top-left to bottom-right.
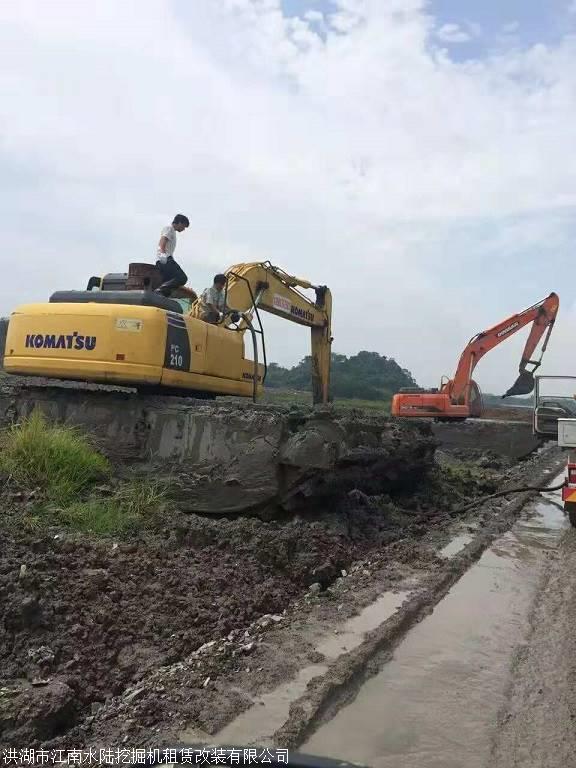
{"left": 191, "top": 261, "right": 333, "bottom": 405}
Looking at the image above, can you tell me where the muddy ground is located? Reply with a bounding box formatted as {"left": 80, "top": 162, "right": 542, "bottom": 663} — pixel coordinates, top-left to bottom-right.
{"left": 0, "top": 432, "right": 558, "bottom": 753}
{"left": 0, "top": 424, "right": 504, "bottom": 748}
{"left": 481, "top": 406, "right": 532, "bottom": 422}
{"left": 489, "top": 512, "right": 576, "bottom": 768}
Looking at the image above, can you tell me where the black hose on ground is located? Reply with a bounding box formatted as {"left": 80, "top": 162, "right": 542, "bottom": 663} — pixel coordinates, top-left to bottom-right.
{"left": 454, "top": 479, "right": 566, "bottom": 516}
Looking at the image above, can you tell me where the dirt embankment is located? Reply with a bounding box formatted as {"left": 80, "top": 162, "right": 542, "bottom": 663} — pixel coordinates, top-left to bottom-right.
{"left": 490, "top": 523, "right": 576, "bottom": 768}
{"left": 0, "top": 415, "right": 513, "bottom": 750}
{"left": 482, "top": 406, "right": 532, "bottom": 422}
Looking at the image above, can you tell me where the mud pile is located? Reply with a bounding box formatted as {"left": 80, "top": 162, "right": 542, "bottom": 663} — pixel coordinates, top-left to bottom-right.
{"left": 0, "top": 382, "right": 438, "bottom": 517}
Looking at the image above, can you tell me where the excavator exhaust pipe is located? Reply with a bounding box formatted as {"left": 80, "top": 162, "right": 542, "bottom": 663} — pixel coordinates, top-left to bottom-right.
{"left": 502, "top": 370, "right": 535, "bottom": 399}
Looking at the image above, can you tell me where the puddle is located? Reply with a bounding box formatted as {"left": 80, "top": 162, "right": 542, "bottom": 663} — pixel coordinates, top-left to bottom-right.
{"left": 208, "top": 664, "right": 329, "bottom": 745}
{"left": 317, "top": 591, "right": 407, "bottom": 660}
{"left": 183, "top": 591, "right": 408, "bottom": 746}
{"left": 486, "top": 499, "right": 566, "bottom": 569}
{"left": 303, "top": 497, "right": 567, "bottom": 768}
{"left": 439, "top": 534, "right": 474, "bottom": 558}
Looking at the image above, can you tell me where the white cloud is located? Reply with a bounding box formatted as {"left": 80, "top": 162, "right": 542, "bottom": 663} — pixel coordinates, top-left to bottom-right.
{"left": 437, "top": 22, "right": 473, "bottom": 44}
{"left": 436, "top": 19, "right": 482, "bottom": 44}
{"left": 0, "top": 0, "right": 575, "bottom": 392}
{"left": 304, "top": 10, "right": 325, "bottom": 24}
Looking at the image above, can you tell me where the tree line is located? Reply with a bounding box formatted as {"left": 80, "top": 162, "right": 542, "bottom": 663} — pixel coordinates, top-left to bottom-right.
{"left": 265, "top": 351, "right": 417, "bottom": 401}
{"left": 265, "top": 351, "right": 535, "bottom": 405}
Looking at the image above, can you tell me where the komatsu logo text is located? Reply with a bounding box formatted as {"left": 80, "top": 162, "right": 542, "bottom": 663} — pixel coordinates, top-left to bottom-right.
{"left": 290, "top": 306, "right": 315, "bottom": 322}
{"left": 272, "top": 294, "right": 315, "bottom": 323}
{"left": 496, "top": 321, "right": 519, "bottom": 338}
{"left": 25, "top": 332, "right": 97, "bottom": 351}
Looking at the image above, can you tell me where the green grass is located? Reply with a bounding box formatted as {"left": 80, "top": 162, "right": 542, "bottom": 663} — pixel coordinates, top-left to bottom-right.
{"left": 0, "top": 410, "right": 110, "bottom": 504}
{"left": 57, "top": 481, "right": 166, "bottom": 536}
{"left": 0, "top": 410, "right": 168, "bottom": 537}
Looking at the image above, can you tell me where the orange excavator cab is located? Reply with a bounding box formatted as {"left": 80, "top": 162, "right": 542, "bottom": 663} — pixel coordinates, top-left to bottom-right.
{"left": 391, "top": 293, "right": 559, "bottom": 421}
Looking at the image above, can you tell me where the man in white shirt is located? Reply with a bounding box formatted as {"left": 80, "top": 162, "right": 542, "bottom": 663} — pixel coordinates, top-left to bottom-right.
{"left": 199, "top": 274, "right": 229, "bottom": 323}
{"left": 155, "top": 214, "right": 189, "bottom": 296}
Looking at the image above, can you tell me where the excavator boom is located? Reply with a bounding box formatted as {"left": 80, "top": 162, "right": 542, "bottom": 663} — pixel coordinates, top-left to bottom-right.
{"left": 391, "top": 292, "right": 559, "bottom": 421}
{"left": 181, "top": 261, "right": 333, "bottom": 403}
{"left": 219, "top": 262, "right": 332, "bottom": 403}
{"left": 450, "top": 292, "right": 559, "bottom": 402}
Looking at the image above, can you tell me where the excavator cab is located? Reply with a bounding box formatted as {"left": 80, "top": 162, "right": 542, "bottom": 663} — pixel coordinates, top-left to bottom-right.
{"left": 533, "top": 375, "right": 576, "bottom": 437}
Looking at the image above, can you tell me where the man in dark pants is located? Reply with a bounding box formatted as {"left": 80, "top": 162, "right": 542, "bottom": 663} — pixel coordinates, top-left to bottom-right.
{"left": 155, "top": 214, "right": 189, "bottom": 296}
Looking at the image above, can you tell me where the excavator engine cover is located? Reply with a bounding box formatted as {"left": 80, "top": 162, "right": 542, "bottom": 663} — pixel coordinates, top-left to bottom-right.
{"left": 503, "top": 370, "right": 535, "bottom": 398}
{"left": 49, "top": 290, "right": 183, "bottom": 314}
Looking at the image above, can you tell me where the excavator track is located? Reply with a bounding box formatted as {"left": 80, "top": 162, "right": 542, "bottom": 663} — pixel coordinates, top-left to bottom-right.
{"left": 1, "top": 377, "right": 219, "bottom": 405}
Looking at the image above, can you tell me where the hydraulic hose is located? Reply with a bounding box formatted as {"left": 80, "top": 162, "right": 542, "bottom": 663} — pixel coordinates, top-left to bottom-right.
{"left": 454, "top": 479, "right": 566, "bottom": 516}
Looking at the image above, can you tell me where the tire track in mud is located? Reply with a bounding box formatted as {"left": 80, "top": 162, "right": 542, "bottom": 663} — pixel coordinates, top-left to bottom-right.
{"left": 0, "top": 442, "right": 479, "bottom": 748}
{"left": 273, "top": 450, "right": 566, "bottom": 749}
{"left": 0, "top": 440, "right": 561, "bottom": 750}
{"left": 78, "top": 446, "right": 563, "bottom": 751}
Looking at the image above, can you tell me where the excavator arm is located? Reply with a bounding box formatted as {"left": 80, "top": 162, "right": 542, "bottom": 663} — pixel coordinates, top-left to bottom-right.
{"left": 391, "top": 292, "right": 559, "bottom": 420}
{"left": 193, "top": 262, "right": 333, "bottom": 404}
{"left": 449, "top": 292, "right": 559, "bottom": 402}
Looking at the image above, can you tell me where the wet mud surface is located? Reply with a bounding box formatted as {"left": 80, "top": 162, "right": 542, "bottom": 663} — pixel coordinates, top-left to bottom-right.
{"left": 303, "top": 491, "right": 568, "bottom": 767}
{"left": 0, "top": 436, "right": 495, "bottom": 747}
{"left": 0, "top": 432, "right": 563, "bottom": 753}
{"left": 489, "top": 516, "right": 576, "bottom": 767}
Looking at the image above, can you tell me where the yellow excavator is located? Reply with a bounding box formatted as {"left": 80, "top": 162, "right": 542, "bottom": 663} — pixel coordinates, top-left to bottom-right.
{"left": 3, "top": 262, "right": 333, "bottom": 403}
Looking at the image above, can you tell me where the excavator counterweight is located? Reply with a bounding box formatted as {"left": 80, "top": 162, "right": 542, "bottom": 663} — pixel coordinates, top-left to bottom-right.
{"left": 391, "top": 292, "right": 559, "bottom": 421}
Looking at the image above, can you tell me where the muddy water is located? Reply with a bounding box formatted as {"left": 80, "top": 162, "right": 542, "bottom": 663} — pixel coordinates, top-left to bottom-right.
{"left": 302, "top": 497, "right": 567, "bottom": 768}
{"left": 316, "top": 592, "right": 408, "bottom": 660}
{"left": 439, "top": 533, "right": 474, "bottom": 558}
{"left": 196, "top": 593, "right": 408, "bottom": 746}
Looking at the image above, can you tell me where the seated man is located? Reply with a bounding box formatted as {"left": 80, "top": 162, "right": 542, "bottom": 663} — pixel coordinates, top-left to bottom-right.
{"left": 198, "top": 274, "right": 228, "bottom": 323}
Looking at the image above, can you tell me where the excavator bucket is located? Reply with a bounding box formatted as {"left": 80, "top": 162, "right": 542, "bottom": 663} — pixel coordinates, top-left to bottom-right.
{"left": 502, "top": 370, "right": 535, "bottom": 398}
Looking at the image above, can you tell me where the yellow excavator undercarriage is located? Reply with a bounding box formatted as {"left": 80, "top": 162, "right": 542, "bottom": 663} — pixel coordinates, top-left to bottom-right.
{"left": 3, "top": 262, "right": 333, "bottom": 403}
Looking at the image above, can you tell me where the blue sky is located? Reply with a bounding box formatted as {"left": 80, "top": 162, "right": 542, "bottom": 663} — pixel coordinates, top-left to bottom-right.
{"left": 434, "top": 0, "right": 576, "bottom": 63}
{"left": 1, "top": 0, "right": 575, "bottom": 392}
{"left": 282, "top": 0, "right": 335, "bottom": 14}
{"left": 282, "top": 0, "right": 576, "bottom": 59}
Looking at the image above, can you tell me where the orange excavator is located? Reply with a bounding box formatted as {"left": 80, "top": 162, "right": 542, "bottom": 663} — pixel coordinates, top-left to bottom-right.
{"left": 391, "top": 292, "right": 559, "bottom": 421}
